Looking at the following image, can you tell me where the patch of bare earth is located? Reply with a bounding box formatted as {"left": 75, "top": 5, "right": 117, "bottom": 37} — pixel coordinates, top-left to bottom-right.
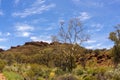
{"left": 0, "top": 73, "right": 6, "bottom": 80}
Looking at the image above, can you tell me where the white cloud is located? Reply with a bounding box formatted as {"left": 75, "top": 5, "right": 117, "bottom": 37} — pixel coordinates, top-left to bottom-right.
{"left": 0, "top": 46, "right": 8, "bottom": 50}
{"left": 16, "top": 31, "right": 32, "bottom": 37}
{"left": 15, "top": 23, "right": 34, "bottom": 31}
{"left": 85, "top": 45, "right": 95, "bottom": 49}
{"left": 30, "top": 36, "right": 38, "bottom": 41}
{"left": 6, "top": 32, "right": 11, "bottom": 36}
{"left": 15, "top": 23, "right": 34, "bottom": 37}
{"left": 0, "top": 32, "right": 11, "bottom": 36}
{"left": 12, "top": 0, "right": 55, "bottom": 18}
{"left": 0, "top": 38, "right": 7, "bottom": 42}
{"left": 79, "top": 12, "right": 91, "bottom": 21}
{"left": 21, "top": 32, "right": 31, "bottom": 37}
{"left": 30, "top": 35, "right": 51, "bottom": 43}
{"left": 85, "top": 43, "right": 102, "bottom": 49}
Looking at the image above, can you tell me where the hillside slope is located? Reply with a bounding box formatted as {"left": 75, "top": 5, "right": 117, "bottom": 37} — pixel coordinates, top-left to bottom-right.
{"left": 0, "top": 41, "right": 112, "bottom": 66}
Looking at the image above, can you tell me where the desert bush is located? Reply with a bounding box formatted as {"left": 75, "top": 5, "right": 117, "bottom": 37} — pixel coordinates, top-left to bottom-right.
{"left": 56, "top": 74, "right": 78, "bottom": 80}
{"left": 72, "top": 65, "right": 85, "bottom": 76}
{"left": 0, "top": 59, "right": 6, "bottom": 72}
{"left": 54, "top": 68, "right": 65, "bottom": 76}
{"left": 83, "top": 75, "right": 97, "bottom": 80}
{"left": 2, "top": 53, "right": 15, "bottom": 65}
{"left": 105, "top": 64, "right": 120, "bottom": 80}
{"left": 37, "top": 77, "right": 45, "bottom": 80}
{"left": 3, "top": 71, "right": 24, "bottom": 80}
{"left": 25, "top": 64, "right": 43, "bottom": 79}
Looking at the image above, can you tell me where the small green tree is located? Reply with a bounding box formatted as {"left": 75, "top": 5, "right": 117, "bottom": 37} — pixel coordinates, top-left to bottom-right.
{"left": 109, "top": 24, "right": 120, "bottom": 67}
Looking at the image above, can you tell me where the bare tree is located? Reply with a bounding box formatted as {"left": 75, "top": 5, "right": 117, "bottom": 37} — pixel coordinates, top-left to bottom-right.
{"left": 52, "top": 18, "right": 89, "bottom": 71}
{"left": 58, "top": 18, "right": 89, "bottom": 44}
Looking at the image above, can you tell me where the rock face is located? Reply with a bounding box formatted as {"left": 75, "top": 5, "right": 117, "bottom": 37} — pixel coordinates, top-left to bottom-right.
{"left": 9, "top": 41, "right": 50, "bottom": 50}
{"left": 0, "top": 49, "right": 4, "bottom": 52}
{"left": 50, "top": 42, "right": 61, "bottom": 45}
{"left": 77, "top": 53, "right": 112, "bottom": 65}
{"left": 10, "top": 45, "right": 21, "bottom": 49}
{"left": 24, "top": 41, "right": 49, "bottom": 47}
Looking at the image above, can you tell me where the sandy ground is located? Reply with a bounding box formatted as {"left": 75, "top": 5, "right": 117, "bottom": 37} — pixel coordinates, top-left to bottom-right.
{"left": 0, "top": 73, "right": 6, "bottom": 80}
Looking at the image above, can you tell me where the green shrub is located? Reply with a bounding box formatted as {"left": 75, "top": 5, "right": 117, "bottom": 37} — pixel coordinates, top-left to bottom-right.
{"left": 105, "top": 65, "right": 120, "bottom": 80}
{"left": 54, "top": 68, "right": 65, "bottom": 76}
{"left": 83, "top": 75, "right": 97, "bottom": 80}
{"left": 37, "top": 77, "right": 45, "bottom": 80}
{"left": 73, "top": 68, "right": 84, "bottom": 76}
{"left": 3, "top": 71, "right": 24, "bottom": 80}
{"left": 0, "top": 59, "right": 6, "bottom": 72}
{"left": 56, "top": 74, "right": 78, "bottom": 80}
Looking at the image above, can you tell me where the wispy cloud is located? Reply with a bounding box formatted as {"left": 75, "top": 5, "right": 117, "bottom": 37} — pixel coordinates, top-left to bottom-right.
{"left": 85, "top": 43, "right": 102, "bottom": 49}
{"left": 88, "top": 23, "right": 104, "bottom": 33}
{"left": 17, "top": 32, "right": 32, "bottom": 37}
{"left": 0, "top": 38, "right": 7, "bottom": 42}
{"left": 31, "top": 18, "right": 48, "bottom": 24}
{"left": 37, "top": 23, "right": 57, "bottom": 31}
{"left": 6, "top": 32, "right": 11, "bottom": 36}
{"left": 72, "top": 0, "right": 104, "bottom": 8}
{"left": 46, "top": 27, "right": 55, "bottom": 31}
{"left": 85, "top": 43, "right": 113, "bottom": 49}
{"left": 15, "top": 23, "right": 34, "bottom": 37}
{"left": 85, "top": 40, "right": 96, "bottom": 44}
{"left": 0, "top": 46, "right": 8, "bottom": 50}
{"left": 15, "top": 23, "right": 34, "bottom": 31}
{"left": 45, "top": 23, "right": 57, "bottom": 31}
{"left": 0, "top": 32, "right": 11, "bottom": 36}
{"left": 78, "top": 12, "right": 91, "bottom": 21}
{"left": 91, "top": 23, "right": 103, "bottom": 31}
{"left": 84, "top": 32, "right": 113, "bottom": 49}
{"left": 12, "top": 0, "right": 55, "bottom": 18}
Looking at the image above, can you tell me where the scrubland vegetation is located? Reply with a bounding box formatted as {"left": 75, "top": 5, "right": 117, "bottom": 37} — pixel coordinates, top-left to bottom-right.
{"left": 0, "top": 41, "right": 117, "bottom": 80}
{"left": 0, "top": 18, "right": 120, "bottom": 80}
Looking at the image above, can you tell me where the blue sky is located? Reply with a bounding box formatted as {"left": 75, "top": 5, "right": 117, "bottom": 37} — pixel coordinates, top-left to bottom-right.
{"left": 0, "top": 0, "right": 120, "bottom": 49}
